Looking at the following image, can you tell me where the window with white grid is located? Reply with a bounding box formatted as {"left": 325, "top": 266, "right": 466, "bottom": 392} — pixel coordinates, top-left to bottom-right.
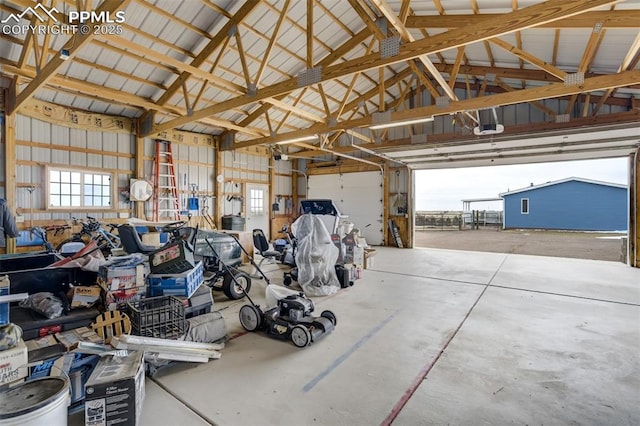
{"left": 48, "top": 167, "right": 112, "bottom": 209}
{"left": 250, "top": 189, "right": 264, "bottom": 215}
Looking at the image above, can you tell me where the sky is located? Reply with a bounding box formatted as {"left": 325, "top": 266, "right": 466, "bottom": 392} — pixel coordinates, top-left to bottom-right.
{"left": 415, "top": 157, "right": 629, "bottom": 211}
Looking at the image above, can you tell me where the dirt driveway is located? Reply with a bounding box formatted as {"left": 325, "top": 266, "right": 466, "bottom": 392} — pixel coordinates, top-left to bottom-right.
{"left": 414, "top": 229, "right": 626, "bottom": 262}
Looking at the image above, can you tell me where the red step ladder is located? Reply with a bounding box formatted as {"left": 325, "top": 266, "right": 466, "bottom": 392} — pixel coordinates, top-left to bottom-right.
{"left": 152, "top": 140, "right": 181, "bottom": 221}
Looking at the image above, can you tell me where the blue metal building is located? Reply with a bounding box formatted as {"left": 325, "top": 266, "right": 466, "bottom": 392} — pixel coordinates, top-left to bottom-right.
{"left": 500, "top": 178, "right": 628, "bottom": 231}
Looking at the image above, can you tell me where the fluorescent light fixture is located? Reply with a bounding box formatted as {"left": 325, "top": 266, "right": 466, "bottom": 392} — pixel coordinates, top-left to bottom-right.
{"left": 275, "top": 134, "right": 318, "bottom": 145}
{"left": 369, "top": 116, "right": 434, "bottom": 130}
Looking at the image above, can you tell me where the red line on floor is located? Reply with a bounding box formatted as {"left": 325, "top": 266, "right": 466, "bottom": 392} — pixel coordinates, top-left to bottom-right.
{"left": 380, "top": 283, "right": 492, "bottom": 425}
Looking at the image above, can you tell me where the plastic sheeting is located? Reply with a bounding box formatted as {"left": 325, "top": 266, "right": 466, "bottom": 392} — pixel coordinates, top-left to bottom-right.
{"left": 291, "top": 214, "right": 340, "bottom": 296}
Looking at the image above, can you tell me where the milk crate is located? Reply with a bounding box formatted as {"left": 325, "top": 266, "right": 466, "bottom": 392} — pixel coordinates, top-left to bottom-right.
{"left": 149, "top": 240, "right": 196, "bottom": 274}
{"left": 147, "top": 261, "right": 204, "bottom": 298}
{"left": 128, "top": 296, "right": 186, "bottom": 339}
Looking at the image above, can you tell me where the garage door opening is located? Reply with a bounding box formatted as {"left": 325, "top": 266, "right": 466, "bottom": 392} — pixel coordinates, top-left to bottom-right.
{"left": 414, "top": 158, "right": 629, "bottom": 262}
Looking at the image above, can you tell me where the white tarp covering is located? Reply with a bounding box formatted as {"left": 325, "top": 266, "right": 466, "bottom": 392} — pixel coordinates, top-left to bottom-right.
{"left": 292, "top": 214, "right": 340, "bottom": 296}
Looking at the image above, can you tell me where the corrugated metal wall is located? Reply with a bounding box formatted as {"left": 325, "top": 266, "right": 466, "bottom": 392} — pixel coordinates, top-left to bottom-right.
{"left": 142, "top": 137, "right": 215, "bottom": 219}
{"left": 10, "top": 115, "right": 219, "bottom": 223}
{"left": 220, "top": 150, "right": 269, "bottom": 216}
{"left": 14, "top": 114, "right": 135, "bottom": 222}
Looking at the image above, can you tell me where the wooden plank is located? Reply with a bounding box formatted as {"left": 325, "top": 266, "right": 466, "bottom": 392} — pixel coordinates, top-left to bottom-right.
{"left": 489, "top": 38, "right": 567, "bottom": 80}
{"left": 383, "top": 161, "right": 390, "bottom": 246}
{"left": 449, "top": 47, "right": 465, "bottom": 89}
{"left": 565, "top": 24, "right": 604, "bottom": 113}
{"left": 307, "top": 0, "right": 313, "bottom": 67}
{"left": 631, "top": 152, "right": 639, "bottom": 267}
{"left": 256, "top": 0, "right": 291, "bottom": 87}
{"left": 4, "top": 84, "right": 17, "bottom": 216}
{"left": 234, "top": 29, "right": 252, "bottom": 89}
{"left": 135, "top": 119, "right": 145, "bottom": 219}
{"left": 369, "top": 0, "right": 459, "bottom": 101}
{"left": 405, "top": 10, "right": 640, "bottom": 29}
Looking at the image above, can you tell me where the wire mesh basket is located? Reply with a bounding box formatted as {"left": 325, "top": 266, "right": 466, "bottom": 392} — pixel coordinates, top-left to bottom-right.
{"left": 128, "top": 296, "right": 186, "bottom": 339}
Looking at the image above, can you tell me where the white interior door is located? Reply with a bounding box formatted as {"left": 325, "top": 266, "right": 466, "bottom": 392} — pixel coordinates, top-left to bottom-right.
{"left": 245, "top": 183, "right": 270, "bottom": 239}
{"left": 308, "top": 171, "right": 383, "bottom": 245}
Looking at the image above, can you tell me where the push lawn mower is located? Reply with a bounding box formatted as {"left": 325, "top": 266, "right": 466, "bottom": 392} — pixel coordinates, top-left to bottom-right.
{"left": 238, "top": 291, "right": 336, "bottom": 348}
{"left": 159, "top": 221, "right": 273, "bottom": 300}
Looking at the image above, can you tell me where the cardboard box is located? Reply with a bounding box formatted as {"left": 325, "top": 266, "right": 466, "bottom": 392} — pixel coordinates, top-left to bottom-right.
{"left": 342, "top": 235, "right": 365, "bottom": 266}
{"left": 364, "top": 248, "right": 377, "bottom": 270}
{"left": 0, "top": 339, "right": 28, "bottom": 385}
{"left": 25, "top": 335, "right": 59, "bottom": 351}
{"left": 68, "top": 286, "right": 102, "bottom": 309}
{"left": 55, "top": 326, "right": 104, "bottom": 350}
{"left": 98, "top": 264, "right": 147, "bottom": 292}
{"left": 25, "top": 335, "right": 66, "bottom": 364}
{"left": 99, "top": 263, "right": 148, "bottom": 311}
{"left": 85, "top": 351, "right": 145, "bottom": 426}
{"left": 104, "top": 286, "right": 146, "bottom": 311}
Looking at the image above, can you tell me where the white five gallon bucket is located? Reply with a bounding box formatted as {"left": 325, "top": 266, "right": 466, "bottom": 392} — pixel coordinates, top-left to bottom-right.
{"left": 0, "top": 377, "right": 70, "bottom": 426}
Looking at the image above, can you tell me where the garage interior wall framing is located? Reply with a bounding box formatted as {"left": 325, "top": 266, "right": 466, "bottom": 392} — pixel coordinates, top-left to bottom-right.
{"left": 0, "top": 96, "right": 308, "bottom": 243}
{"left": 12, "top": 113, "right": 135, "bottom": 222}
{"left": 1, "top": 95, "right": 417, "bottom": 249}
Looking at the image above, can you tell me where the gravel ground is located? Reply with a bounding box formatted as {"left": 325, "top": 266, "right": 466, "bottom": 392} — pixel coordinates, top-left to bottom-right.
{"left": 414, "top": 228, "right": 627, "bottom": 262}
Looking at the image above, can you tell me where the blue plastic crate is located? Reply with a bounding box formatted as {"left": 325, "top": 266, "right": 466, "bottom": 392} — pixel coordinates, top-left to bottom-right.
{"left": 16, "top": 230, "right": 44, "bottom": 247}
{"left": 147, "top": 261, "right": 204, "bottom": 298}
{"left": 0, "top": 275, "right": 8, "bottom": 324}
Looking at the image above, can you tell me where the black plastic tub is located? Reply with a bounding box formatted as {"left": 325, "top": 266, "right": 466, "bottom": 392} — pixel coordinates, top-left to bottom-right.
{"left": 0, "top": 252, "right": 61, "bottom": 273}
{"left": 6, "top": 266, "right": 98, "bottom": 295}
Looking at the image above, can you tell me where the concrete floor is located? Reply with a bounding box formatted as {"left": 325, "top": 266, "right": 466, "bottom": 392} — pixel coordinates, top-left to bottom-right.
{"left": 72, "top": 246, "right": 640, "bottom": 425}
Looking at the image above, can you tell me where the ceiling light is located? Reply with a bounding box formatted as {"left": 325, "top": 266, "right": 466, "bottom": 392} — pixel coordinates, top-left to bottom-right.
{"left": 473, "top": 124, "right": 504, "bottom": 135}
{"left": 275, "top": 134, "right": 318, "bottom": 145}
{"left": 370, "top": 116, "right": 434, "bottom": 130}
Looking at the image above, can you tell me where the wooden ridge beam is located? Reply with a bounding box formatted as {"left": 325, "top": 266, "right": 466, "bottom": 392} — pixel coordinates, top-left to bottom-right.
{"left": 151, "top": 0, "right": 616, "bottom": 136}
{"left": 405, "top": 10, "right": 640, "bottom": 29}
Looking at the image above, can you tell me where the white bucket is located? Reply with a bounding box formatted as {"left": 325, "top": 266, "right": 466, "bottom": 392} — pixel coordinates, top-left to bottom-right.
{"left": 0, "top": 377, "right": 70, "bottom": 426}
{"left": 337, "top": 221, "right": 354, "bottom": 236}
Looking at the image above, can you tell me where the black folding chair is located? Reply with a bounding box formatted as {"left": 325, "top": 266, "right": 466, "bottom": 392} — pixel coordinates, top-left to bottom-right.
{"left": 252, "top": 228, "right": 281, "bottom": 273}
{"left": 117, "top": 225, "right": 157, "bottom": 255}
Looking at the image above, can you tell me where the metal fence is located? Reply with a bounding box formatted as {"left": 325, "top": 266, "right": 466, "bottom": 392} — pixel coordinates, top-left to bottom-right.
{"left": 415, "top": 211, "right": 463, "bottom": 230}
{"left": 415, "top": 210, "right": 503, "bottom": 230}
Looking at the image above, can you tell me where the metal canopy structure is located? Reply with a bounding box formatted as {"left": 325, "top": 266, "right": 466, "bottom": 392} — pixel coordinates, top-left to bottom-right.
{"left": 1, "top": 0, "right": 639, "bottom": 168}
